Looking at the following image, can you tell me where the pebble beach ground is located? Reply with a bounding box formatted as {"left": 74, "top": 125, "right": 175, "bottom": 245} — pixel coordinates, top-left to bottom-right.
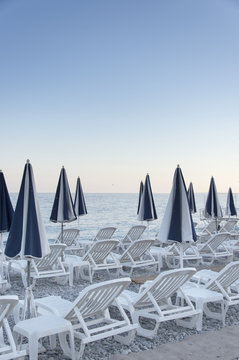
{"left": 5, "top": 261, "right": 239, "bottom": 360}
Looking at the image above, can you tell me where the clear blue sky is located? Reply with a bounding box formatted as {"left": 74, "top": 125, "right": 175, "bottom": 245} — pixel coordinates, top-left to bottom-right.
{"left": 0, "top": 0, "right": 239, "bottom": 193}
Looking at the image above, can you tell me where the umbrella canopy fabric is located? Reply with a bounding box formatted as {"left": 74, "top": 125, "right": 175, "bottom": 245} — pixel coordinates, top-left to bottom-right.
{"left": 50, "top": 167, "right": 76, "bottom": 224}
{"left": 137, "top": 181, "right": 144, "bottom": 215}
{"left": 225, "top": 187, "right": 237, "bottom": 217}
{"left": 5, "top": 160, "right": 50, "bottom": 259}
{"left": 187, "top": 182, "right": 197, "bottom": 214}
{"left": 0, "top": 170, "right": 14, "bottom": 233}
{"left": 74, "top": 177, "right": 87, "bottom": 217}
{"left": 157, "top": 165, "right": 196, "bottom": 244}
{"left": 137, "top": 174, "right": 157, "bottom": 222}
{"left": 204, "top": 177, "right": 223, "bottom": 219}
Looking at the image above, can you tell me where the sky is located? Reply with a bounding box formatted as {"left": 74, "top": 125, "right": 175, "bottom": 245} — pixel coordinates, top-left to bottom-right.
{"left": 0, "top": 0, "right": 239, "bottom": 194}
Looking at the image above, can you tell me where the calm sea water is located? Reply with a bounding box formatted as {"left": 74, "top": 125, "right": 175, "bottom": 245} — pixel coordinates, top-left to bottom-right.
{"left": 3, "top": 192, "right": 237, "bottom": 244}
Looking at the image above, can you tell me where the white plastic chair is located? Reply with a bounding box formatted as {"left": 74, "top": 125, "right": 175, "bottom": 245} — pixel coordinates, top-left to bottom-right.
{"left": 117, "top": 268, "right": 201, "bottom": 338}
{"left": 197, "top": 233, "right": 233, "bottom": 265}
{"left": 9, "top": 244, "right": 70, "bottom": 287}
{"left": 0, "top": 295, "right": 26, "bottom": 359}
{"left": 111, "top": 239, "right": 158, "bottom": 276}
{"left": 65, "top": 239, "right": 122, "bottom": 282}
{"left": 177, "top": 261, "right": 239, "bottom": 329}
{"left": 34, "top": 278, "right": 137, "bottom": 359}
{"left": 79, "top": 227, "right": 117, "bottom": 253}
{"left": 93, "top": 227, "right": 117, "bottom": 241}
{"left": 55, "top": 228, "right": 80, "bottom": 247}
{"left": 120, "top": 225, "right": 146, "bottom": 250}
{"left": 196, "top": 219, "right": 217, "bottom": 242}
{"left": 163, "top": 242, "right": 202, "bottom": 269}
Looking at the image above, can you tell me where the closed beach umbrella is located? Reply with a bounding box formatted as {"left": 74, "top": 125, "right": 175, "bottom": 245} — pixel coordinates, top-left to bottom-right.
{"left": 187, "top": 182, "right": 197, "bottom": 214}
{"left": 0, "top": 170, "right": 14, "bottom": 279}
{"left": 137, "top": 181, "right": 144, "bottom": 215}
{"left": 226, "top": 187, "right": 237, "bottom": 217}
{"left": 5, "top": 160, "right": 50, "bottom": 317}
{"left": 0, "top": 170, "right": 14, "bottom": 234}
{"left": 138, "top": 174, "right": 157, "bottom": 234}
{"left": 74, "top": 176, "right": 87, "bottom": 222}
{"left": 204, "top": 177, "right": 223, "bottom": 224}
{"left": 50, "top": 166, "right": 76, "bottom": 239}
{"left": 157, "top": 165, "right": 196, "bottom": 267}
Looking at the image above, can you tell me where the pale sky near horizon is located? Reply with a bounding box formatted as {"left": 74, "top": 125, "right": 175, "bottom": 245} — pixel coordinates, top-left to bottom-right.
{"left": 0, "top": 0, "right": 239, "bottom": 194}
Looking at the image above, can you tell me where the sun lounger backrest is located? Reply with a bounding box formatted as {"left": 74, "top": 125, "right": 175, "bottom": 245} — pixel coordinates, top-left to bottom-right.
{"left": 34, "top": 244, "right": 66, "bottom": 270}
{"left": 200, "top": 220, "right": 217, "bottom": 235}
{"left": 93, "top": 227, "right": 117, "bottom": 241}
{"left": 134, "top": 268, "right": 196, "bottom": 308}
{"left": 120, "top": 239, "right": 154, "bottom": 262}
{"left": 206, "top": 261, "right": 239, "bottom": 292}
{"left": 199, "top": 233, "right": 228, "bottom": 252}
{"left": 56, "top": 229, "right": 80, "bottom": 246}
{"left": 82, "top": 240, "right": 119, "bottom": 264}
{"left": 0, "top": 296, "right": 19, "bottom": 329}
{"left": 220, "top": 219, "right": 238, "bottom": 233}
{"left": 63, "top": 278, "right": 131, "bottom": 320}
{"left": 123, "top": 225, "right": 146, "bottom": 243}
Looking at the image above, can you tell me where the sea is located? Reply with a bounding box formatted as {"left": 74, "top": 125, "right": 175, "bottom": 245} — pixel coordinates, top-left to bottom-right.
{"left": 2, "top": 192, "right": 236, "bottom": 243}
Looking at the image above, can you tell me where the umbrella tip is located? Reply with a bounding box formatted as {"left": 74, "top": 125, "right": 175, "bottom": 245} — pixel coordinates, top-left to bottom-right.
{"left": 0, "top": 170, "right": 2, "bottom": 173}
{"left": 177, "top": 164, "right": 180, "bottom": 168}
{"left": 26, "top": 159, "right": 30, "bottom": 163}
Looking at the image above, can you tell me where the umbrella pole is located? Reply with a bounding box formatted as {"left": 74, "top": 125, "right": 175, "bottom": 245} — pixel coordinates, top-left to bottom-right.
{"left": 27, "top": 260, "right": 31, "bottom": 319}
{"left": 0, "top": 233, "right": 3, "bottom": 278}
{"left": 180, "top": 244, "right": 184, "bottom": 268}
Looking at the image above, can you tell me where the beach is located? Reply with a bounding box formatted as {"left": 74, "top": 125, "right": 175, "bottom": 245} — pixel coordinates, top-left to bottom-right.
{"left": 5, "top": 260, "right": 239, "bottom": 359}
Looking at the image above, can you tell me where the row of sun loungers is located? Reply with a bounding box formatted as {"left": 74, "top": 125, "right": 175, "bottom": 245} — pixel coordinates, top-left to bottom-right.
{"left": 1, "top": 220, "right": 239, "bottom": 358}
{"left": 2, "top": 260, "right": 239, "bottom": 359}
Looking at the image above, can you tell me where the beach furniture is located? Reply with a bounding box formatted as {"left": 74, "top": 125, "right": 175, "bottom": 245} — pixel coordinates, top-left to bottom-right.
{"left": 79, "top": 226, "right": 117, "bottom": 253}
{"left": 65, "top": 239, "right": 122, "bottom": 283}
{"left": 32, "top": 278, "right": 137, "bottom": 359}
{"left": 109, "top": 239, "right": 158, "bottom": 276}
{"left": 8, "top": 244, "right": 70, "bottom": 287}
{"left": 176, "top": 261, "right": 239, "bottom": 329}
{"left": 197, "top": 232, "right": 233, "bottom": 266}
{"left": 219, "top": 218, "right": 238, "bottom": 234}
{"left": 196, "top": 219, "right": 217, "bottom": 242}
{"left": 160, "top": 242, "right": 202, "bottom": 269}
{"left": 117, "top": 268, "right": 201, "bottom": 338}
{"left": 0, "top": 295, "right": 27, "bottom": 359}
{"left": 93, "top": 227, "right": 117, "bottom": 241}
{"left": 55, "top": 228, "right": 80, "bottom": 247}
{"left": 120, "top": 225, "right": 146, "bottom": 250}
{"left": 13, "top": 315, "right": 75, "bottom": 360}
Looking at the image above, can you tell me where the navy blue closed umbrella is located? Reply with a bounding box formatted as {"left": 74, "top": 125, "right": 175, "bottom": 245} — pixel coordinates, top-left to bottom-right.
{"left": 157, "top": 165, "right": 196, "bottom": 267}
{"left": 137, "top": 181, "right": 144, "bottom": 215}
{"left": 226, "top": 187, "right": 237, "bottom": 217}
{"left": 137, "top": 174, "right": 157, "bottom": 234}
{"left": 204, "top": 177, "right": 223, "bottom": 227}
{"left": 0, "top": 170, "right": 14, "bottom": 234}
{"left": 50, "top": 166, "right": 76, "bottom": 239}
{"left": 74, "top": 177, "right": 87, "bottom": 224}
{"left": 5, "top": 160, "right": 50, "bottom": 317}
{"left": 187, "top": 182, "right": 197, "bottom": 214}
{"left": 0, "top": 170, "right": 14, "bottom": 279}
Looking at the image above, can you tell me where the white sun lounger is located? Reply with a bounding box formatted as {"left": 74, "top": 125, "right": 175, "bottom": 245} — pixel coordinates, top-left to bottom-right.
{"left": 0, "top": 295, "right": 27, "bottom": 359}
{"left": 176, "top": 261, "right": 239, "bottom": 330}
{"left": 117, "top": 268, "right": 201, "bottom": 338}
{"left": 197, "top": 232, "right": 233, "bottom": 266}
{"left": 120, "top": 225, "right": 146, "bottom": 250}
{"left": 109, "top": 239, "right": 158, "bottom": 276}
{"left": 34, "top": 278, "right": 138, "bottom": 359}
{"left": 65, "top": 239, "right": 122, "bottom": 283}
{"left": 8, "top": 244, "right": 70, "bottom": 287}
